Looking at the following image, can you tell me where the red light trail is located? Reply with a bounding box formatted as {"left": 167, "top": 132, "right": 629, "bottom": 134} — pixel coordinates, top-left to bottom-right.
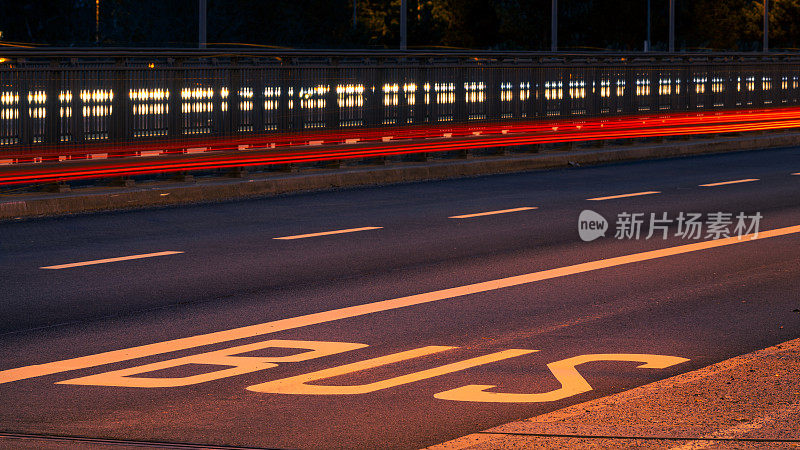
{"left": 1, "top": 107, "right": 798, "bottom": 185}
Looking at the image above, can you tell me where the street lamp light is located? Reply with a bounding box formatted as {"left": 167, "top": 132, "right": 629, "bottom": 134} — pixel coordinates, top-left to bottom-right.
{"left": 95, "top": 0, "right": 100, "bottom": 44}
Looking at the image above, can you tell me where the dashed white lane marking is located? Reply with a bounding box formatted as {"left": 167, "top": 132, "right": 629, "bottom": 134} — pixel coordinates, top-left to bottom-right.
{"left": 273, "top": 226, "right": 383, "bottom": 240}
{"left": 5, "top": 224, "right": 799, "bottom": 385}
{"left": 587, "top": 191, "right": 661, "bottom": 201}
{"left": 449, "top": 207, "right": 537, "bottom": 219}
{"left": 40, "top": 251, "right": 184, "bottom": 270}
{"left": 699, "top": 178, "right": 759, "bottom": 187}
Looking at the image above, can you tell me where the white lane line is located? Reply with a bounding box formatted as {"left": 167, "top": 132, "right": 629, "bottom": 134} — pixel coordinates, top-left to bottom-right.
{"left": 4, "top": 224, "right": 799, "bottom": 385}
{"left": 273, "top": 226, "right": 382, "bottom": 240}
{"left": 40, "top": 251, "right": 184, "bottom": 270}
{"left": 587, "top": 191, "right": 661, "bottom": 201}
{"left": 449, "top": 207, "right": 537, "bottom": 219}
{"left": 699, "top": 178, "right": 759, "bottom": 187}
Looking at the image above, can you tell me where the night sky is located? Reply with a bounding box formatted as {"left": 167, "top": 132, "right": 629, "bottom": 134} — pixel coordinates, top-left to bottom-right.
{"left": 1, "top": 0, "right": 798, "bottom": 51}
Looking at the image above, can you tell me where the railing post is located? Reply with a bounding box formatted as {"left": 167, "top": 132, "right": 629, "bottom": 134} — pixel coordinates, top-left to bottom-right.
{"left": 253, "top": 69, "right": 265, "bottom": 134}
{"left": 70, "top": 62, "right": 84, "bottom": 147}
{"left": 624, "top": 64, "right": 636, "bottom": 114}
{"left": 511, "top": 63, "right": 521, "bottom": 119}
{"left": 229, "top": 58, "right": 242, "bottom": 135}
{"left": 649, "top": 67, "right": 659, "bottom": 112}
{"left": 45, "top": 59, "right": 61, "bottom": 152}
{"left": 487, "top": 66, "right": 500, "bottom": 121}
{"left": 325, "top": 64, "right": 340, "bottom": 129}
{"left": 724, "top": 64, "right": 736, "bottom": 109}
{"left": 168, "top": 59, "right": 183, "bottom": 138}
{"left": 668, "top": 66, "right": 678, "bottom": 111}
{"left": 376, "top": 63, "right": 386, "bottom": 126}
{"left": 755, "top": 65, "right": 765, "bottom": 107}
{"left": 681, "top": 65, "right": 691, "bottom": 111}
{"left": 364, "top": 64, "right": 377, "bottom": 127}
{"left": 414, "top": 65, "right": 426, "bottom": 124}
{"left": 454, "top": 65, "right": 467, "bottom": 123}
{"left": 17, "top": 60, "right": 32, "bottom": 152}
{"left": 111, "top": 58, "right": 128, "bottom": 149}
{"left": 591, "top": 66, "right": 601, "bottom": 117}
{"left": 533, "top": 66, "right": 544, "bottom": 119}
{"left": 428, "top": 64, "right": 439, "bottom": 124}
{"left": 290, "top": 63, "right": 303, "bottom": 132}
{"left": 560, "top": 66, "right": 571, "bottom": 118}
{"left": 277, "top": 65, "right": 290, "bottom": 132}
{"left": 207, "top": 61, "right": 220, "bottom": 136}
{"left": 398, "top": 64, "right": 409, "bottom": 125}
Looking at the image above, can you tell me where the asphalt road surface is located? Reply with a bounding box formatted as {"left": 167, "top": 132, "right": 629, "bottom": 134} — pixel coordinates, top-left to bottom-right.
{"left": 1, "top": 147, "right": 799, "bottom": 449}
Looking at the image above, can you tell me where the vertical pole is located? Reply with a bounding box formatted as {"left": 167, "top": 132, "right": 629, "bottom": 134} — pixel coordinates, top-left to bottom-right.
{"left": 551, "top": 0, "right": 558, "bottom": 52}
{"left": 199, "top": 0, "right": 207, "bottom": 49}
{"left": 668, "top": 0, "right": 675, "bottom": 53}
{"left": 646, "top": 0, "right": 651, "bottom": 52}
{"left": 763, "top": 0, "right": 769, "bottom": 52}
{"left": 400, "top": 0, "right": 407, "bottom": 50}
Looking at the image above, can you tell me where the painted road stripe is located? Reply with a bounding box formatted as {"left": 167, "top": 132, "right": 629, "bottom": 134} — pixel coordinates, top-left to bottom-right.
{"left": 587, "top": 191, "right": 661, "bottom": 201}
{"left": 3, "top": 224, "right": 799, "bottom": 384}
{"left": 40, "top": 251, "right": 183, "bottom": 270}
{"left": 699, "top": 178, "right": 759, "bottom": 187}
{"left": 273, "top": 226, "right": 382, "bottom": 240}
{"left": 449, "top": 207, "right": 537, "bottom": 219}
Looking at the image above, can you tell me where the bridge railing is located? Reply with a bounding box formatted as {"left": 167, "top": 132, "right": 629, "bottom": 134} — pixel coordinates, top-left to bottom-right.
{"left": 1, "top": 49, "right": 800, "bottom": 158}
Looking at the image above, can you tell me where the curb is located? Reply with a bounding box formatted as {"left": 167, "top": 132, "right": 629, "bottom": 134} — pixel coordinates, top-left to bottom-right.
{"left": 2, "top": 131, "right": 799, "bottom": 220}
{"left": 427, "top": 338, "right": 800, "bottom": 449}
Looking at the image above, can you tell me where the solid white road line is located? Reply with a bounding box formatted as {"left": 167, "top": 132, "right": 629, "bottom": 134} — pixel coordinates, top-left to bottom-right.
{"left": 699, "top": 178, "right": 759, "bottom": 187}
{"left": 40, "top": 251, "right": 184, "bottom": 270}
{"left": 4, "top": 224, "right": 799, "bottom": 384}
{"left": 449, "top": 207, "right": 537, "bottom": 219}
{"left": 587, "top": 191, "right": 661, "bottom": 201}
{"left": 273, "top": 226, "right": 383, "bottom": 240}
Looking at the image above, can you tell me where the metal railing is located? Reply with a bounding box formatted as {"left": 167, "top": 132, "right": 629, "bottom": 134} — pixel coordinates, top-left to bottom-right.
{"left": 1, "top": 49, "right": 800, "bottom": 159}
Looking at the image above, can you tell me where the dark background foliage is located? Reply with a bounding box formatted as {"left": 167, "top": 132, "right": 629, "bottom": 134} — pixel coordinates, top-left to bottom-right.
{"left": 1, "top": 0, "right": 798, "bottom": 51}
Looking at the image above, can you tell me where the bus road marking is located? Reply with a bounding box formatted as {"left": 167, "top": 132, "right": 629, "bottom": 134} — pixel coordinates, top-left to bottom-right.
{"left": 2, "top": 224, "right": 798, "bottom": 385}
